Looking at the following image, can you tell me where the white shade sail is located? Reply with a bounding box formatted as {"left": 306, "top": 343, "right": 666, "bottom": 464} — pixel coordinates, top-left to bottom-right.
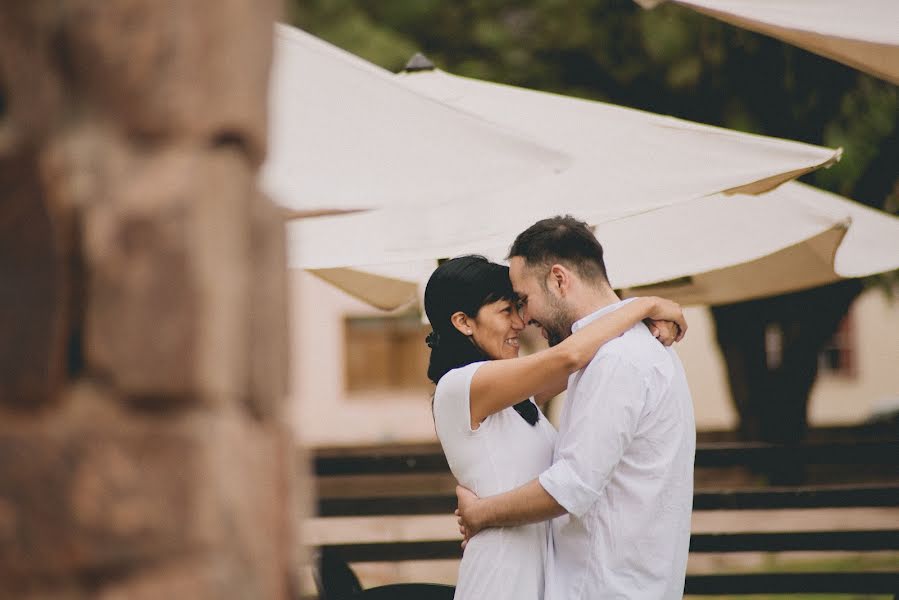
{"left": 610, "top": 183, "right": 899, "bottom": 305}
{"left": 636, "top": 0, "right": 899, "bottom": 85}
{"left": 308, "top": 182, "right": 899, "bottom": 309}
{"left": 398, "top": 68, "right": 841, "bottom": 199}
{"left": 262, "top": 25, "right": 570, "bottom": 213}
{"left": 273, "top": 31, "right": 867, "bottom": 310}
{"left": 289, "top": 65, "right": 840, "bottom": 273}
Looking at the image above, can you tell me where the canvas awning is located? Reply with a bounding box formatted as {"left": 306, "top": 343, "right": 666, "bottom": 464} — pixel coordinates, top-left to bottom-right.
{"left": 288, "top": 61, "right": 841, "bottom": 298}
{"left": 271, "top": 29, "right": 872, "bottom": 310}
{"left": 635, "top": 0, "right": 899, "bottom": 85}
{"left": 305, "top": 182, "right": 899, "bottom": 309}
{"left": 262, "top": 25, "right": 570, "bottom": 214}
{"left": 609, "top": 183, "right": 899, "bottom": 305}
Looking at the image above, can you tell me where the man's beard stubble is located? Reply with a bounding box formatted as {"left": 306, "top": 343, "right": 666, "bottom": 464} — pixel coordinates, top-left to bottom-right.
{"left": 543, "top": 295, "right": 576, "bottom": 348}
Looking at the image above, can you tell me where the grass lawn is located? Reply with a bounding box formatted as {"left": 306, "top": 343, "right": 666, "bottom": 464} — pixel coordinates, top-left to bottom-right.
{"left": 685, "top": 553, "right": 899, "bottom": 599}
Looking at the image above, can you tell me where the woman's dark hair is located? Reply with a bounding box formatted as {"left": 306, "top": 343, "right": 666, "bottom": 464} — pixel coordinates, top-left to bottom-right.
{"left": 424, "top": 255, "right": 515, "bottom": 385}
{"left": 425, "top": 255, "right": 539, "bottom": 426}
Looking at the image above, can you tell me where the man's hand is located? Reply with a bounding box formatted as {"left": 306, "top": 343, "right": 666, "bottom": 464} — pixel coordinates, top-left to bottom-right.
{"left": 454, "top": 479, "right": 566, "bottom": 550}
{"left": 455, "top": 485, "right": 483, "bottom": 549}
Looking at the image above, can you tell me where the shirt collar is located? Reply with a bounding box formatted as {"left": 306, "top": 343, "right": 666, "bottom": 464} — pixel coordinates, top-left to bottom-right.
{"left": 570, "top": 297, "right": 638, "bottom": 334}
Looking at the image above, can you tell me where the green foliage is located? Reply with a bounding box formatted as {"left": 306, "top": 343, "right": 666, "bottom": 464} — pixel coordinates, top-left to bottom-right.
{"left": 819, "top": 79, "right": 899, "bottom": 195}
{"left": 287, "top": 0, "right": 419, "bottom": 70}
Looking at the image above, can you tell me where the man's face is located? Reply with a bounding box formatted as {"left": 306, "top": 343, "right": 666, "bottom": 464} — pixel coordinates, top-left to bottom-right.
{"left": 509, "top": 256, "right": 575, "bottom": 347}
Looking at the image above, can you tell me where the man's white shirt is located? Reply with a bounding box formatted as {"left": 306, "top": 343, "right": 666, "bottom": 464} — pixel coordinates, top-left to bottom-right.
{"left": 539, "top": 299, "right": 696, "bottom": 599}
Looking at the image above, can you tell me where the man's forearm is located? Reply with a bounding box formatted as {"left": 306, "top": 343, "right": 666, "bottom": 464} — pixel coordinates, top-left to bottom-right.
{"left": 474, "top": 478, "right": 566, "bottom": 529}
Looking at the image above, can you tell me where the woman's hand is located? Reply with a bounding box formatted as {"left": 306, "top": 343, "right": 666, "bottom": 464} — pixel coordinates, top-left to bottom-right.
{"left": 646, "top": 319, "right": 682, "bottom": 346}
{"left": 646, "top": 297, "right": 686, "bottom": 342}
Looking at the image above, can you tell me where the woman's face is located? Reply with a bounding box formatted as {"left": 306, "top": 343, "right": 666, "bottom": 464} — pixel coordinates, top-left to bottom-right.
{"left": 470, "top": 298, "right": 525, "bottom": 360}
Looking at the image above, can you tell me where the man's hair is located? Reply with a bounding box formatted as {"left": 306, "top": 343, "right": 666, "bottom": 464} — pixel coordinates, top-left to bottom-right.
{"left": 507, "top": 215, "right": 609, "bottom": 285}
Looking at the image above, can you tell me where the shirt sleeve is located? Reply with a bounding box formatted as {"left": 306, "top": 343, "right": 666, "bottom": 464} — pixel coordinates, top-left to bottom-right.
{"left": 539, "top": 354, "right": 647, "bottom": 518}
{"left": 433, "top": 362, "right": 487, "bottom": 436}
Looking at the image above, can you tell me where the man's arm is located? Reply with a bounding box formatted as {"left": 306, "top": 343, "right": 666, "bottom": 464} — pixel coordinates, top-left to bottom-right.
{"left": 456, "top": 479, "right": 566, "bottom": 539}
{"left": 457, "top": 354, "right": 647, "bottom": 542}
{"left": 537, "top": 355, "right": 645, "bottom": 519}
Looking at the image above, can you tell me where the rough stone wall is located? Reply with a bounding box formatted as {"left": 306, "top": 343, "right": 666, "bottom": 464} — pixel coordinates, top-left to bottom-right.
{"left": 0, "top": 1, "right": 296, "bottom": 598}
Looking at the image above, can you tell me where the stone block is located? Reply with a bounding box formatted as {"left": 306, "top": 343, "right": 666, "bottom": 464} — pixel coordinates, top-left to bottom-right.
{"left": 0, "top": 147, "right": 69, "bottom": 409}
{"left": 96, "top": 558, "right": 244, "bottom": 600}
{"left": 0, "top": 414, "right": 296, "bottom": 598}
{"left": 96, "top": 553, "right": 295, "bottom": 600}
{"left": 246, "top": 193, "right": 289, "bottom": 420}
{"left": 0, "top": 427, "right": 212, "bottom": 579}
{"left": 0, "top": 3, "right": 65, "bottom": 149}
{"left": 83, "top": 146, "right": 252, "bottom": 406}
{"left": 0, "top": 584, "right": 86, "bottom": 600}
{"left": 58, "top": 0, "right": 279, "bottom": 164}
{"left": 206, "top": 418, "right": 297, "bottom": 599}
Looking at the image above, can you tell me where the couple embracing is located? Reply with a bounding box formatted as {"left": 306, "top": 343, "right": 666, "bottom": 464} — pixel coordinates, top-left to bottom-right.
{"left": 423, "top": 215, "right": 696, "bottom": 600}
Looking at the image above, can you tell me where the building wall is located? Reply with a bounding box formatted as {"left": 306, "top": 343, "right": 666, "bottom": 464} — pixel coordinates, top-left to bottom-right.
{"left": 289, "top": 270, "right": 899, "bottom": 446}
{"left": 290, "top": 271, "right": 438, "bottom": 446}
{"left": 811, "top": 288, "right": 899, "bottom": 422}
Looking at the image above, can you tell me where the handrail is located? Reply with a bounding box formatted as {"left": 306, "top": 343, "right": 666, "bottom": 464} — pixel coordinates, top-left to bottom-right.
{"left": 316, "top": 483, "right": 899, "bottom": 517}
{"left": 319, "top": 529, "right": 899, "bottom": 563}
{"left": 313, "top": 439, "right": 899, "bottom": 475}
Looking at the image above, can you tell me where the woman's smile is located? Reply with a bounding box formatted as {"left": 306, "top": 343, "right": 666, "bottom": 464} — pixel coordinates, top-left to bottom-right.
{"left": 470, "top": 299, "right": 525, "bottom": 360}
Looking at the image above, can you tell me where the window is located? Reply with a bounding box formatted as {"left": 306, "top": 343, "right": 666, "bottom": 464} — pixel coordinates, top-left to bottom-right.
{"left": 818, "top": 314, "right": 856, "bottom": 377}
{"left": 344, "top": 312, "right": 433, "bottom": 394}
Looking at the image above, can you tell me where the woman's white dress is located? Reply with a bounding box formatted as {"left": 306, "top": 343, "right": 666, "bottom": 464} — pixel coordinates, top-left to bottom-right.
{"left": 433, "top": 362, "right": 557, "bottom": 600}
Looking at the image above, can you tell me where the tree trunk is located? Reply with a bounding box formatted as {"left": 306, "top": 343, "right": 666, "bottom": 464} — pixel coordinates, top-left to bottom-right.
{"left": 712, "top": 280, "right": 863, "bottom": 444}
{"left": 710, "top": 120, "right": 899, "bottom": 481}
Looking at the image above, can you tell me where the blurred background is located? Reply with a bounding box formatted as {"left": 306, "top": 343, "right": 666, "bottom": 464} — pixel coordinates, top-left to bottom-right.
{"left": 283, "top": 1, "right": 898, "bottom": 596}
{"left": 285, "top": 0, "right": 898, "bottom": 447}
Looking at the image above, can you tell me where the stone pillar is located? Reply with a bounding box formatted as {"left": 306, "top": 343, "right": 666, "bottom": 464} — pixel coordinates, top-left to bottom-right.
{"left": 0, "top": 1, "right": 296, "bottom": 598}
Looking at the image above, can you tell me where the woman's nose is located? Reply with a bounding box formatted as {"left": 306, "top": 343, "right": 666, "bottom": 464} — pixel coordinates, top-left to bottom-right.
{"left": 517, "top": 305, "right": 529, "bottom": 324}
{"left": 511, "top": 312, "right": 525, "bottom": 330}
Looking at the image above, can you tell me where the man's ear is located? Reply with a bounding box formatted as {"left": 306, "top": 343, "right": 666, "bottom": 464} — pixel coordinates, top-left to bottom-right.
{"left": 549, "top": 264, "right": 571, "bottom": 296}
{"left": 450, "top": 311, "right": 473, "bottom": 336}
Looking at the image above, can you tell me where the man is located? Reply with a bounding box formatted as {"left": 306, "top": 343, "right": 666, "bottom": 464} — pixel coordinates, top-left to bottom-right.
{"left": 455, "top": 215, "right": 695, "bottom": 599}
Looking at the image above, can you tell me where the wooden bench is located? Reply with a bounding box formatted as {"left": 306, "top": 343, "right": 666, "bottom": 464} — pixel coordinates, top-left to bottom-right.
{"left": 311, "top": 427, "right": 899, "bottom": 596}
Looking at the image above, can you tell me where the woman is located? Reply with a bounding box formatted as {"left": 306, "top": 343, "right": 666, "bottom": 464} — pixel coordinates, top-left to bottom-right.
{"left": 424, "top": 255, "right": 685, "bottom": 600}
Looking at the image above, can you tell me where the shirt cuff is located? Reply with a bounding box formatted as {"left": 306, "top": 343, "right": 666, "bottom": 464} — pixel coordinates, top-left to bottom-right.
{"left": 539, "top": 459, "right": 600, "bottom": 519}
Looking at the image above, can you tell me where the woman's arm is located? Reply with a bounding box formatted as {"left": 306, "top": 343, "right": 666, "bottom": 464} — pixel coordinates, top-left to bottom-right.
{"left": 468, "top": 297, "right": 684, "bottom": 426}
{"left": 533, "top": 381, "right": 566, "bottom": 408}
{"left": 533, "top": 315, "right": 683, "bottom": 408}
{"left": 532, "top": 316, "right": 683, "bottom": 408}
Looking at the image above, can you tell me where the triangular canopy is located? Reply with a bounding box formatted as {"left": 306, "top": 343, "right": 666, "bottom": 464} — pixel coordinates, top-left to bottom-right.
{"left": 289, "top": 64, "right": 840, "bottom": 274}
{"left": 635, "top": 0, "right": 899, "bottom": 85}
{"left": 308, "top": 182, "right": 899, "bottom": 309}
{"left": 262, "top": 25, "right": 570, "bottom": 214}
{"left": 609, "top": 183, "right": 899, "bottom": 305}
